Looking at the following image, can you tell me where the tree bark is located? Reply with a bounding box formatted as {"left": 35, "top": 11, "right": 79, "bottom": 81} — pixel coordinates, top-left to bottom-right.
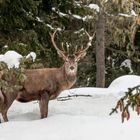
{"left": 95, "top": 12, "right": 105, "bottom": 87}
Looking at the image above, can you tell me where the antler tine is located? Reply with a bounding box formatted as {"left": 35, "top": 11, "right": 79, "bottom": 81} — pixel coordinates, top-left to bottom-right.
{"left": 50, "top": 29, "right": 65, "bottom": 53}
{"left": 74, "top": 45, "right": 78, "bottom": 53}
{"left": 83, "top": 31, "right": 95, "bottom": 51}
{"left": 85, "top": 30, "right": 96, "bottom": 40}
{"left": 61, "top": 42, "right": 65, "bottom": 51}
{"left": 66, "top": 42, "right": 70, "bottom": 53}
{"left": 75, "top": 31, "right": 95, "bottom": 54}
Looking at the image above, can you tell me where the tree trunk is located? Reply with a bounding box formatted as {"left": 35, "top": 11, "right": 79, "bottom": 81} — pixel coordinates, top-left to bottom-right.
{"left": 95, "top": 12, "right": 105, "bottom": 87}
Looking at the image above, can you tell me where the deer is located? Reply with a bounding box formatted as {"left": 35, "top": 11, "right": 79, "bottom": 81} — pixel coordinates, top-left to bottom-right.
{"left": 0, "top": 30, "right": 95, "bottom": 122}
{"left": 0, "top": 89, "right": 19, "bottom": 122}
{"left": 0, "top": 75, "right": 23, "bottom": 122}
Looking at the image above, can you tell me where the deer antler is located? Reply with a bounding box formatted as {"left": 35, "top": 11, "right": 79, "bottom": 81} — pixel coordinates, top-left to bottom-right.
{"left": 85, "top": 30, "right": 95, "bottom": 49}
{"left": 49, "top": 29, "right": 67, "bottom": 56}
{"left": 75, "top": 31, "right": 95, "bottom": 54}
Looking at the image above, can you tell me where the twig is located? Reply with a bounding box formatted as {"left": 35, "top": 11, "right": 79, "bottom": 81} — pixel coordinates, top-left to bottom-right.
{"left": 57, "top": 94, "right": 92, "bottom": 101}
{"left": 57, "top": 98, "right": 72, "bottom": 101}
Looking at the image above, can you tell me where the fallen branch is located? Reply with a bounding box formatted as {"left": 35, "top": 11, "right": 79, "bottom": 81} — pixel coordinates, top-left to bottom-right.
{"left": 57, "top": 94, "right": 92, "bottom": 101}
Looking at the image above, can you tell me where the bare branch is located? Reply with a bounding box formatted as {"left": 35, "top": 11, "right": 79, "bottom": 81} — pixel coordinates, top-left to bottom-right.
{"left": 57, "top": 94, "right": 92, "bottom": 101}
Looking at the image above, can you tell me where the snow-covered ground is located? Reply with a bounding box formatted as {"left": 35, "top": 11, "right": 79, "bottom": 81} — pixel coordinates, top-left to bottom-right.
{"left": 0, "top": 75, "right": 140, "bottom": 140}
{"left": 0, "top": 51, "right": 140, "bottom": 140}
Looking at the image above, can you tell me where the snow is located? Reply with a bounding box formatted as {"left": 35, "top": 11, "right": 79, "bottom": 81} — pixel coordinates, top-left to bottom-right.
{"left": 26, "top": 52, "right": 36, "bottom": 62}
{"left": 3, "top": 45, "right": 8, "bottom": 48}
{"left": 52, "top": 7, "right": 68, "bottom": 18}
{"left": 108, "top": 75, "right": 140, "bottom": 91}
{"left": 118, "top": 10, "right": 137, "bottom": 17}
{"left": 1, "top": 50, "right": 140, "bottom": 140}
{"left": 52, "top": 1, "right": 138, "bottom": 23}
{"left": 36, "top": 17, "right": 43, "bottom": 23}
{"left": 0, "top": 50, "right": 36, "bottom": 68}
{"left": 120, "top": 59, "right": 133, "bottom": 73}
{"left": 118, "top": 13, "right": 132, "bottom": 17}
{"left": 82, "top": 15, "right": 93, "bottom": 21}
{"left": 87, "top": 4, "right": 100, "bottom": 12}
{"left": 1, "top": 74, "right": 140, "bottom": 140}
{"left": 131, "top": 10, "right": 137, "bottom": 16}
{"left": 0, "top": 51, "right": 22, "bottom": 68}
{"left": 73, "top": 14, "right": 83, "bottom": 20}
{"left": 46, "top": 24, "right": 55, "bottom": 30}
{"left": 52, "top": 6, "right": 95, "bottom": 22}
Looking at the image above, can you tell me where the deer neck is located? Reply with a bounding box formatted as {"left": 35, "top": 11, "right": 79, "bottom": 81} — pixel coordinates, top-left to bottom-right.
{"left": 61, "top": 65, "right": 77, "bottom": 88}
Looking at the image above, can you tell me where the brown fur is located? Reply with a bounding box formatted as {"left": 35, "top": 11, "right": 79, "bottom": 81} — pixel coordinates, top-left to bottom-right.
{"left": 18, "top": 66, "right": 76, "bottom": 100}
{"left": 16, "top": 65, "right": 77, "bottom": 118}
{"left": 0, "top": 30, "right": 93, "bottom": 122}
{"left": 0, "top": 90, "right": 17, "bottom": 122}
{"left": 0, "top": 64, "right": 77, "bottom": 122}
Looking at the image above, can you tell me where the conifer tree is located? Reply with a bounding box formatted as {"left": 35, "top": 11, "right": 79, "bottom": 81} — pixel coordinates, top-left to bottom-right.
{"left": 0, "top": 0, "right": 140, "bottom": 87}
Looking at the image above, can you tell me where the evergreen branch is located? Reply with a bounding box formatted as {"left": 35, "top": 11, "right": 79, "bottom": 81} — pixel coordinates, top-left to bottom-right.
{"left": 109, "top": 108, "right": 118, "bottom": 115}
{"left": 106, "top": 47, "right": 128, "bottom": 58}
{"left": 110, "top": 85, "right": 140, "bottom": 122}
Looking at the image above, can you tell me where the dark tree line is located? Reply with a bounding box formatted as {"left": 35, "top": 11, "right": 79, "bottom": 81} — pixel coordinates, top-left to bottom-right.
{"left": 0, "top": 0, "right": 140, "bottom": 87}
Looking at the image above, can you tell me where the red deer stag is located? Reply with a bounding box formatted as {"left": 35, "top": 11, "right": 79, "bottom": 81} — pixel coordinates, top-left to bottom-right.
{"left": 0, "top": 30, "right": 95, "bottom": 122}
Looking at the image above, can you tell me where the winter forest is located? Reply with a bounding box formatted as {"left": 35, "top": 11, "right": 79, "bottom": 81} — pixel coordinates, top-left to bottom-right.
{"left": 0, "top": 0, "right": 140, "bottom": 140}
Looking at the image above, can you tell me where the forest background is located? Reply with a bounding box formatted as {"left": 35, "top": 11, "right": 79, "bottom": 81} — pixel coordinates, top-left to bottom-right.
{"left": 0, "top": 0, "right": 140, "bottom": 88}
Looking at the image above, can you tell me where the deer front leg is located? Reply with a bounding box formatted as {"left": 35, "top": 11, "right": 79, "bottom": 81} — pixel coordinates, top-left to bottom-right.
{"left": 39, "top": 92, "right": 49, "bottom": 119}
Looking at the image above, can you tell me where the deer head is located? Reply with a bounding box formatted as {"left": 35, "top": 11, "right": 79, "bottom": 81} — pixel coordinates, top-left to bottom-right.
{"left": 50, "top": 30, "right": 95, "bottom": 76}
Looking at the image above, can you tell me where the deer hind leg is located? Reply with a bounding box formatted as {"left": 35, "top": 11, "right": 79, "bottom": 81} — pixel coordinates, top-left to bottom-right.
{"left": 0, "top": 90, "right": 4, "bottom": 104}
{"left": 2, "top": 110, "right": 8, "bottom": 122}
{"left": 39, "top": 92, "right": 49, "bottom": 119}
{"left": 0, "top": 91, "right": 8, "bottom": 122}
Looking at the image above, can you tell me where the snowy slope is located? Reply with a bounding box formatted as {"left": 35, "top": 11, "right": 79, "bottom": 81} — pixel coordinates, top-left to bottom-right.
{"left": 0, "top": 75, "right": 140, "bottom": 140}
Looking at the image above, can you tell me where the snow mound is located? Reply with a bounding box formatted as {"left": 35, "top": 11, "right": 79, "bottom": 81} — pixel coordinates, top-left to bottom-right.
{"left": 60, "top": 87, "right": 112, "bottom": 97}
{"left": 61, "top": 75, "right": 140, "bottom": 98}
{"left": 0, "top": 50, "right": 36, "bottom": 68}
{"left": 109, "top": 75, "right": 140, "bottom": 90}
{"left": 0, "top": 51, "right": 22, "bottom": 68}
